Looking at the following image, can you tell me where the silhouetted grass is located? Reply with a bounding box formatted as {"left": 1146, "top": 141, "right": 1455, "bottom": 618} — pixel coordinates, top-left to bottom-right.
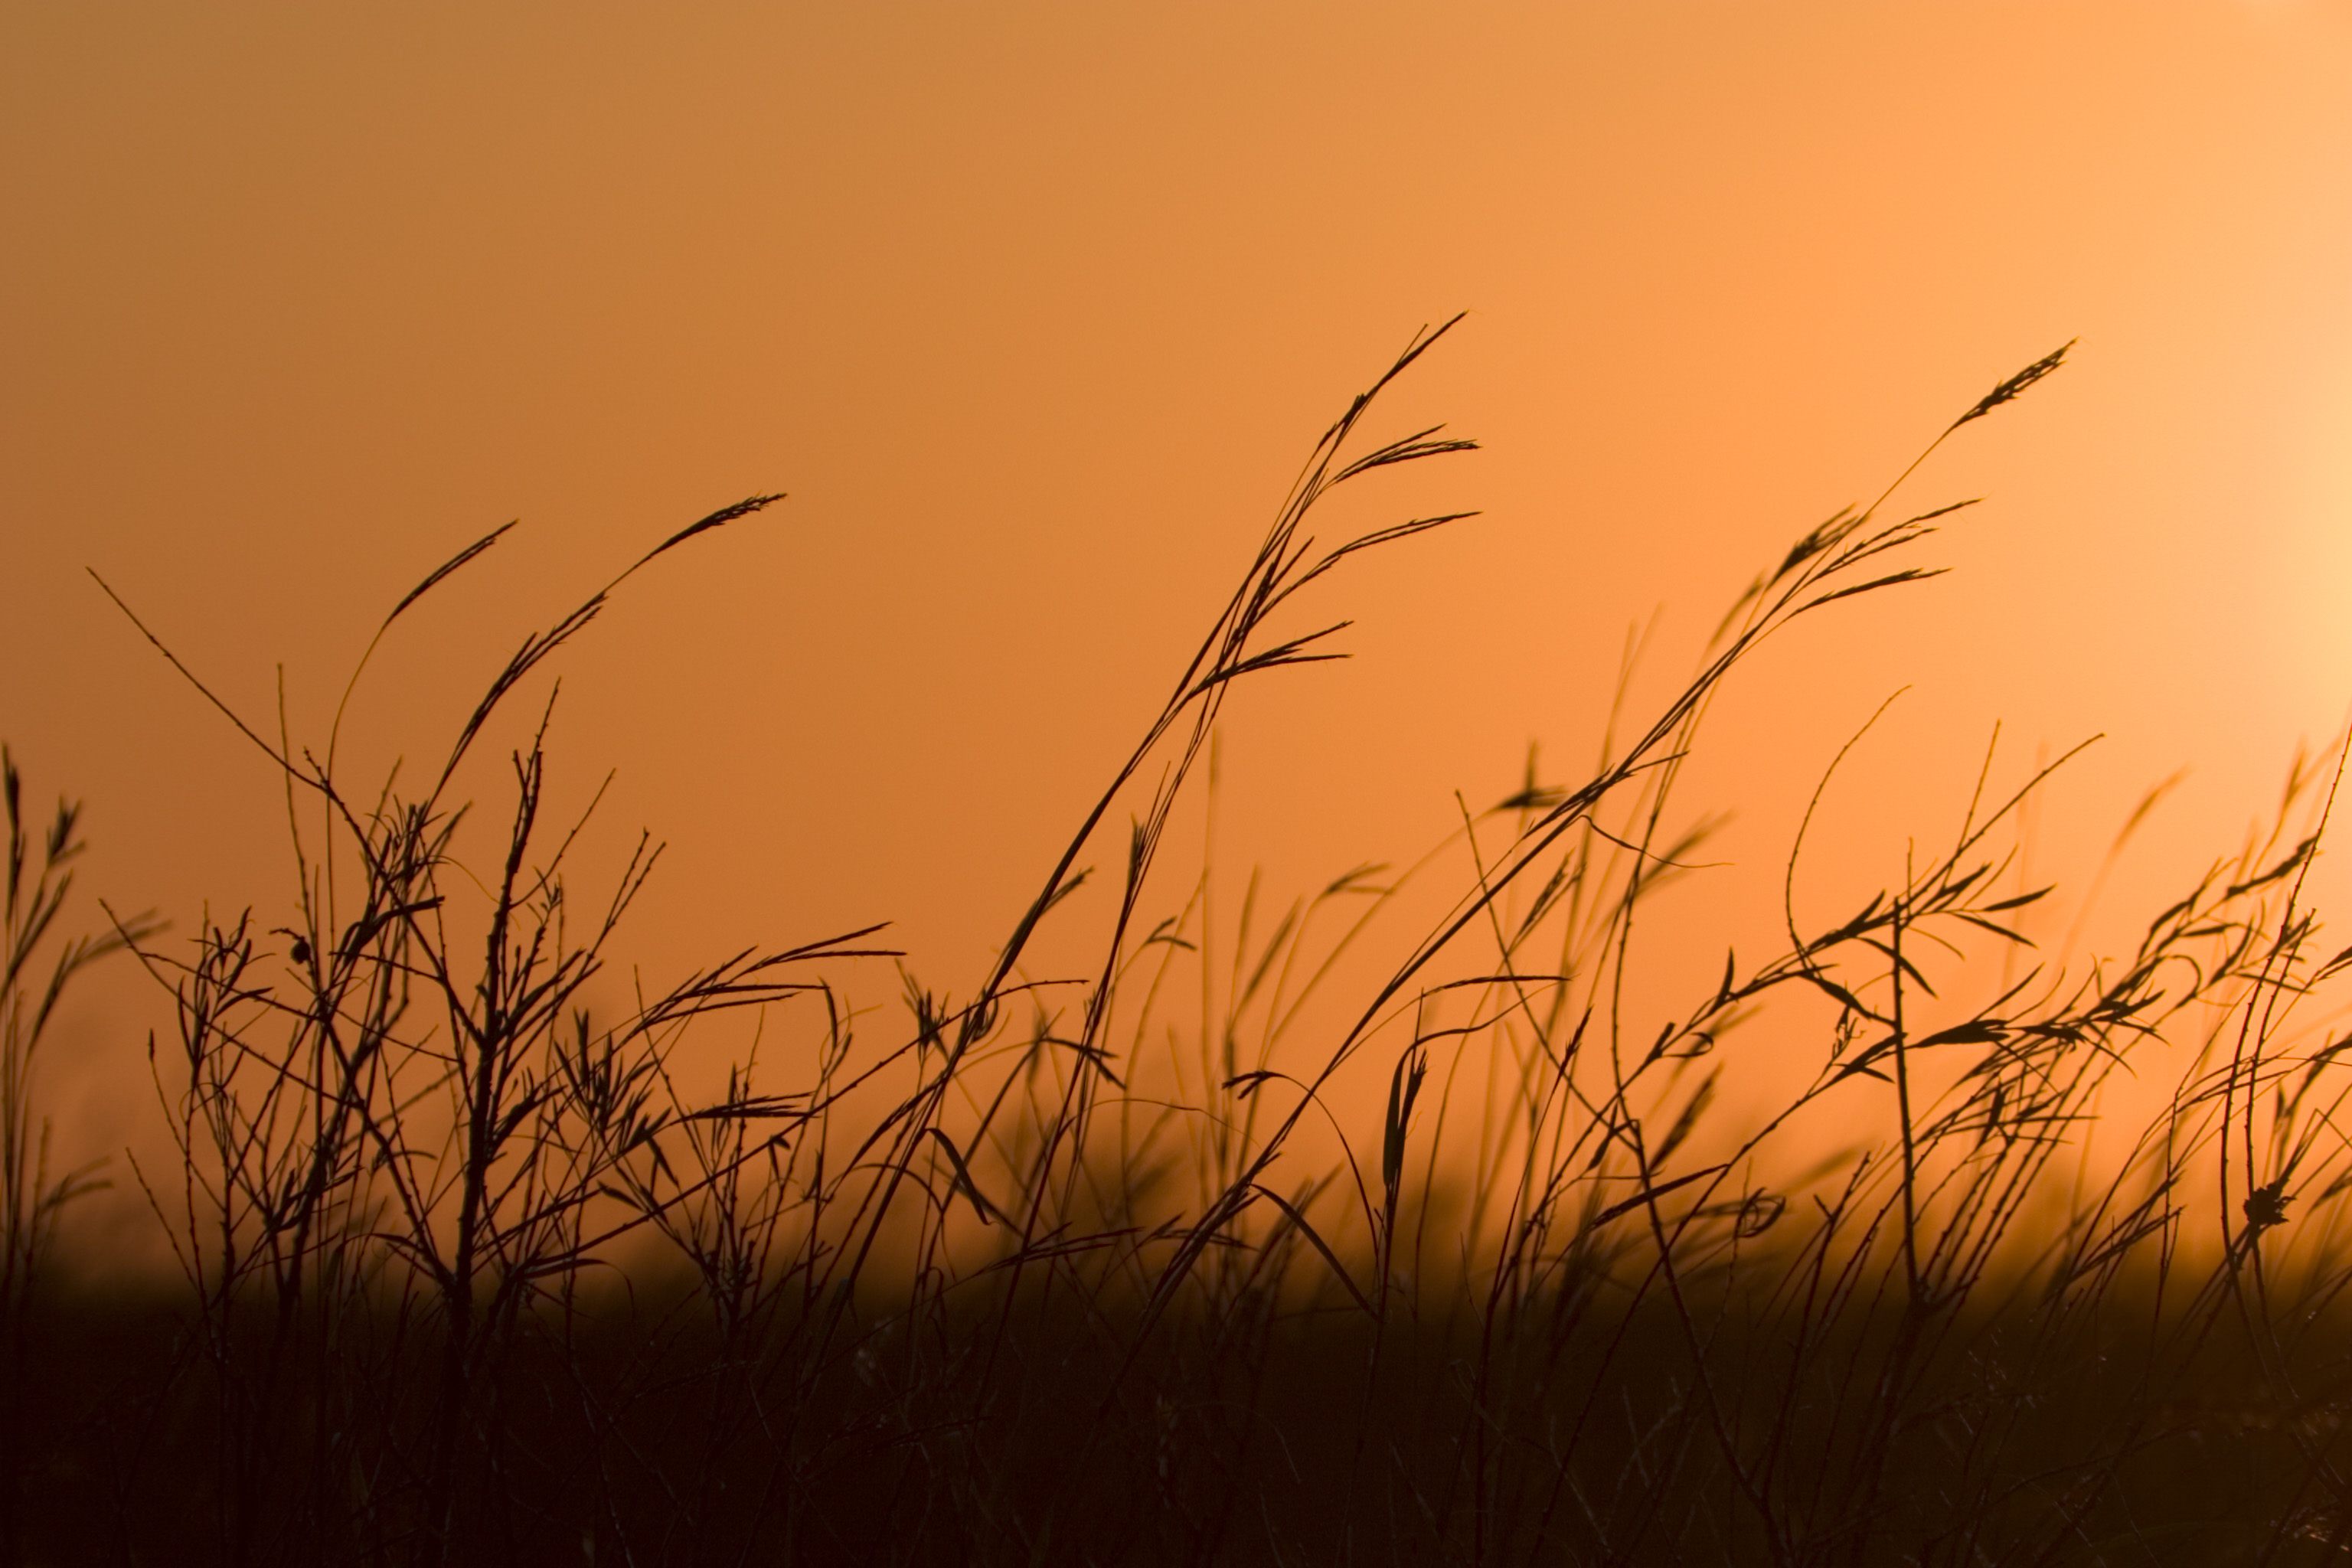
{"left": 16, "top": 321, "right": 2352, "bottom": 1565}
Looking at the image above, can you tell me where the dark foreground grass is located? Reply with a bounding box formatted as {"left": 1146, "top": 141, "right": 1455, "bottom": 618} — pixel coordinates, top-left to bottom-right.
{"left": 11, "top": 322, "right": 2352, "bottom": 1566}
{"left": 18, "top": 1250, "right": 2352, "bottom": 1566}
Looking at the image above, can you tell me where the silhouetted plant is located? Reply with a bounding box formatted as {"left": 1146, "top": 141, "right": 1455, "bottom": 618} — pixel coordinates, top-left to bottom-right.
{"left": 31, "top": 322, "right": 2352, "bottom": 1566}
{"left": 0, "top": 750, "right": 155, "bottom": 1563}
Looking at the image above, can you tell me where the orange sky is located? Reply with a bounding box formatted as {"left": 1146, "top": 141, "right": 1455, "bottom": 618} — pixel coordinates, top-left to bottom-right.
{"left": 8, "top": 2, "right": 2352, "bottom": 1207}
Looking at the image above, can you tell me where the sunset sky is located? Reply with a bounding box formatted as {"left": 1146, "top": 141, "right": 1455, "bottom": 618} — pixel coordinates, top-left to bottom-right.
{"left": 8, "top": 2, "right": 2352, "bottom": 1189}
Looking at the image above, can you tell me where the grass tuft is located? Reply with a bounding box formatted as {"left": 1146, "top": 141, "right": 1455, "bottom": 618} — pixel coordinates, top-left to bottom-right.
{"left": 21, "top": 324, "right": 2352, "bottom": 1565}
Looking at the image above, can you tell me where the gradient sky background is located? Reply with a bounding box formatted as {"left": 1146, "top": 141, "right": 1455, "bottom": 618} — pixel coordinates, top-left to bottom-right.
{"left": 8, "top": 2, "right": 2352, "bottom": 1220}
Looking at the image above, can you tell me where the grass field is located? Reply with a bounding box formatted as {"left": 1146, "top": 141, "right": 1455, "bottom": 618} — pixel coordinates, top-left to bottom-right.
{"left": 11, "top": 322, "right": 2352, "bottom": 1566}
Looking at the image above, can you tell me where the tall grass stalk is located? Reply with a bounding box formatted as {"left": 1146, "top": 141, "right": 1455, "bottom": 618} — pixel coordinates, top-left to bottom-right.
{"left": 25, "top": 324, "right": 2352, "bottom": 1563}
{"left": 0, "top": 750, "right": 154, "bottom": 1561}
